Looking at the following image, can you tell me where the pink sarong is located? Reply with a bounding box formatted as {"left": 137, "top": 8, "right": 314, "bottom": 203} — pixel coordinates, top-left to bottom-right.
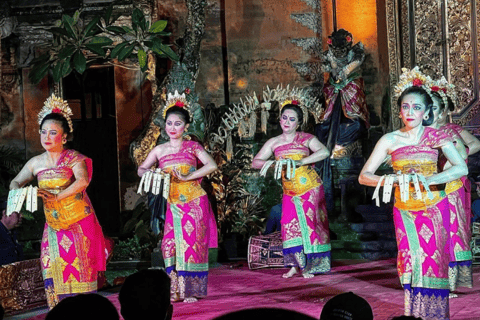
{"left": 159, "top": 140, "right": 217, "bottom": 299}
{"left": 391, "top": 128, "right": 453, "bottom": 320}
{"left": 38, "top": 149, "right": 107, "bottom": 308}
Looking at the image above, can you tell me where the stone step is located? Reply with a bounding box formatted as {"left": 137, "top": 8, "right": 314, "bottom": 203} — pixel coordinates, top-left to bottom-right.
{"left": 331, "top": 240, "right": 397, "bottom": 252}
{"left": 355, "top": 204, "right": 393, "bottom": 222}
{"left": 350, "top": 222, "right": 395, "bottom": 233}
{"left": 331, "top": 248, "right": 397, "bottom": 261}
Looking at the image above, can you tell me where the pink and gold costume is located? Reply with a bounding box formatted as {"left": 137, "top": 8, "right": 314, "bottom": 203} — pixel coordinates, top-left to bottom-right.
{"left": 274, "top": 132, "right": 331, "bottom": 274}
{"left": 160, "top": 140, "right": 217, "bottom": 299}
{"left": 438, "top": 123, "right": 473, "bottom": 291}
{"left": 38, "top": 149, "right": 107, "bottom": 308}
{"left": 391, "top": 127, "right": 453, "bottom": 320}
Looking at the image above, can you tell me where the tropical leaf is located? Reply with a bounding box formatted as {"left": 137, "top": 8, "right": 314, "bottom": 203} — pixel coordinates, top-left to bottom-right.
{"left": 155, "top": 43, "right": 179, "bottom": 61}
{"left": 104, "top": 4, "right": 113, "bottom": 25}
{"left": 52, "top": 60, "right": 65, "bottom": 82}
{"left": 138, "top": 49, "right": 147, "bottom": 71}
{"left": 149, "top": 20, "right": 167, "bottom": 33}
{"left": 62, "top": 16, "right": 77, "bottom": 40}
{"left": 0, "top": 146, "right": 24, "bottom": 174}
{"left": 62, "top": 14, "right": 74, "bottom": 27}
{"left": 106, "top": 26, "right": 126, "bottom": 34}
{"left": 30, "top": 53, "right": 50, "bottom": 64}
{"left": 122, "top": 26, "right": 134, "bottom": 34}
{"left": 61, "top": 59, "right": 73, "bottom": 77}
{"left": 73, "top": 50, "right": 86, "bottom": 73}
{"left": 57, "top": 45, "right": 76, "bottom": 59}
{"left": 118, "top": 43, "right": 136, "bottom": 61}
{"left": 29, "top": 62, "right": 50, "bottom": 84}
{"left": 132, "top": 8, "right": 146, "bottom": 32}
{"left": 88, "top": 36, "right": 113, "bottom": 46}
{"left": 85, "top": 16, "right": 101, "bottom": 37}
{"left": 110, "top": 42, "right": 129, "bottom": 59}
{"left": 72, "top": 10, "right": 80, "bottom": 25}
{"left": 85, "top": 43, "right": 105, "bottom": 56}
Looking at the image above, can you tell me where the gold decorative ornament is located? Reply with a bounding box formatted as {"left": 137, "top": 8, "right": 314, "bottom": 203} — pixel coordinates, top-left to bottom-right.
{"left": 162, "top": 90, "right": 192, "bottom": 120}
{"left": 37, "top": 94, "right": 74, "bottom": 133}
{"left": 393, "top": 67, "right": 433, "bottom": 101}
{"left": 209, "top": 85, "right": 324, "bottom": 162}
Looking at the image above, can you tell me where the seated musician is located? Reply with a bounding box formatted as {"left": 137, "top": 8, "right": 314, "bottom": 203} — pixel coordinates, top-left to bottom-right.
{"left": 0, "top": 196, "right": 24, "bottom": 266}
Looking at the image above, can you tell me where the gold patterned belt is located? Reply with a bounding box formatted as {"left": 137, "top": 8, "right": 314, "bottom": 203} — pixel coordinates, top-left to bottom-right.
{"left": 44, "top": 193, "right": 91, "bottom": 230}
{"left": 392, "top": 163, "right": 437, "bottom": 176}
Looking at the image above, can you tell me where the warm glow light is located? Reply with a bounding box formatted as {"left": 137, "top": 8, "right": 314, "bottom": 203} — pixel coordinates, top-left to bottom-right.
{"left": 236, "top": 79, "right": 248, "bottom": 89}
{"left": 323, "top": 0, "right": 377, "bottom": 50}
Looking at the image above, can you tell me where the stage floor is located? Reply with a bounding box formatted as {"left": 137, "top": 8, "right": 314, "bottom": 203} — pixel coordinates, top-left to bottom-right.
{"left": 8, "top": 259, "right": 480, "bottom": 320}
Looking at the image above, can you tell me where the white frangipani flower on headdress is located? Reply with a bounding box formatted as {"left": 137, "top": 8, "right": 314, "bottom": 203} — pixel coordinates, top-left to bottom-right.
{"left": 162, "top": 90, "right": 192, "bottom": 119}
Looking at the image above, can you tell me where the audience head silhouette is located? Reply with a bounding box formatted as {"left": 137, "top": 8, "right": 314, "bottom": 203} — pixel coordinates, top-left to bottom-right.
{"left": 119, "top": 268, "right": 173, "bottom": 320}
{"left": 320, "top": 292, "right": 373, "bottom": 320}
{"left": 45, "top": 293, "right": 119, "bottom": 320}
{"left": 212, "top": 308, "right": 316, "bottom": 320}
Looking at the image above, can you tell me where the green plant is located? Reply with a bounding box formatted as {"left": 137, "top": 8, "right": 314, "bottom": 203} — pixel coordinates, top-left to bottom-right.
{"left": 112, "top": 235, "right": 151, "bottom": 261}
{"left": 209, "top": 145, "right": 268, "bottom": 240}
{"left": 122, "top": 201, "right": 157, "bottom": 248}
{"left": 0, "top": 145, "right": 24, "bottom": 197}
{"left": 28, "top": 5, "right": 178, "bottom": 84}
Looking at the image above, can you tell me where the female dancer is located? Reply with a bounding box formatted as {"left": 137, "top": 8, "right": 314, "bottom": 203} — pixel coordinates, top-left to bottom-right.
{"left": 359, "top": 68, "right": 468, "bottom": 320}
{"left": 10, "top": 95, "right": 108, "bottom": 308}
{"left": 252, "top": 101, "right": 331, "bottom": 278}
{"left": 138, "top": 93, "right": 217, "bottom": 303}
{"left": 429, "top": 83, "right": 480, "bottom": 293}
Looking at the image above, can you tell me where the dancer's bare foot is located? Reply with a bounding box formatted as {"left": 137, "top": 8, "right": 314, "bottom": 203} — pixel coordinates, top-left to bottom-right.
{"left": 183, "top": 297, "right": 198, "bottom": 303}
{"left": 302, "top": 272, "right": 314, "bottom": 279}
{"left": 449, "top": 293, "right": 458, "bottom": 299}
{"left": 282, "top": 267, "right": 298, "bottom": 278}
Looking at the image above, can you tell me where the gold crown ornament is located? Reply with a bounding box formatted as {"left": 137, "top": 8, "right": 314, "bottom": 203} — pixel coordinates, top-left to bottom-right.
{"left": 162, "top": 90, "right": 192, "bottom": 120}
{"left": 37, "top": 94, "right": 74, "bottom": 133}
{"left": 434, "top": 76, "right": 458, "bottom": 112}
{"left": 427, "top": 77, "right": 449, "bottom": 110}
{"left": 393, "top": 67, "right": 434, "bottom": 101}
{"left": 274, "top": 85, "right": 310, "bottom": 127}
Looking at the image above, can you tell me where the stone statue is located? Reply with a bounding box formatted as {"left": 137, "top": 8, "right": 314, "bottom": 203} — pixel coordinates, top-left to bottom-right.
{"left": 315, "top": 29, "right": 369, "bottom": 215}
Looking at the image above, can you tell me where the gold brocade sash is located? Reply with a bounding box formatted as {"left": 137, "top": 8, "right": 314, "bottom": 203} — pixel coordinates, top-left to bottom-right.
{"left": 392, "top": 160, "right": 437, "bottom": 177}
{"left": 279, "top": 154, "right": 320, "bottom": 197}
{"left": 394, "top": 187, "right": 445, "bottom": 211}
{"left": 39, "top": 178, "right": 90, "bottom": 230}
{"left": 392, "top": 160, "right": 444, "bottom": 211}
{"left": 163, "top": 165, "right": 206, "bottom": 204}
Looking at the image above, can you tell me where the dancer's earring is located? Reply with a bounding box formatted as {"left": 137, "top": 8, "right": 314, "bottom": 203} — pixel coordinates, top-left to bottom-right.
{"left": 423, "top": 114, "right": 429, "bottom": 121}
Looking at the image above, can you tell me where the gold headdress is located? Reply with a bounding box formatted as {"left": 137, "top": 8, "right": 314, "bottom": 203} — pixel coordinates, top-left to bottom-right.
{"left": 273, "top": 85, "right": 313, "bottom": 128}
{"left": 393, "top": 67, "right": 434, "bottom": 101}
{"left": 434, "top": 76, "right": 457, "bottom": 112}
{"left": 37, "top": 94, "right": 74, "bottom": 133}
{"left": 162, "top": 90, "right": 192, "bottom": 120}
{"left": 426, "top": 76, "right": 449, "bottom": 110}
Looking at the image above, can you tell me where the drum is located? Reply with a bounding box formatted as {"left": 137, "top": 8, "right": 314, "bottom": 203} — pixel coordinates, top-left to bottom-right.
{"left": 247, "top": 231, "right": 284, "bottom": 270}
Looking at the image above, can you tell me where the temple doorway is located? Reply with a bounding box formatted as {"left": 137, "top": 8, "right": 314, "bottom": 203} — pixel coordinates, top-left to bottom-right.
{"left": 62, "top": 66, "right": 120, "bottom": 234}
